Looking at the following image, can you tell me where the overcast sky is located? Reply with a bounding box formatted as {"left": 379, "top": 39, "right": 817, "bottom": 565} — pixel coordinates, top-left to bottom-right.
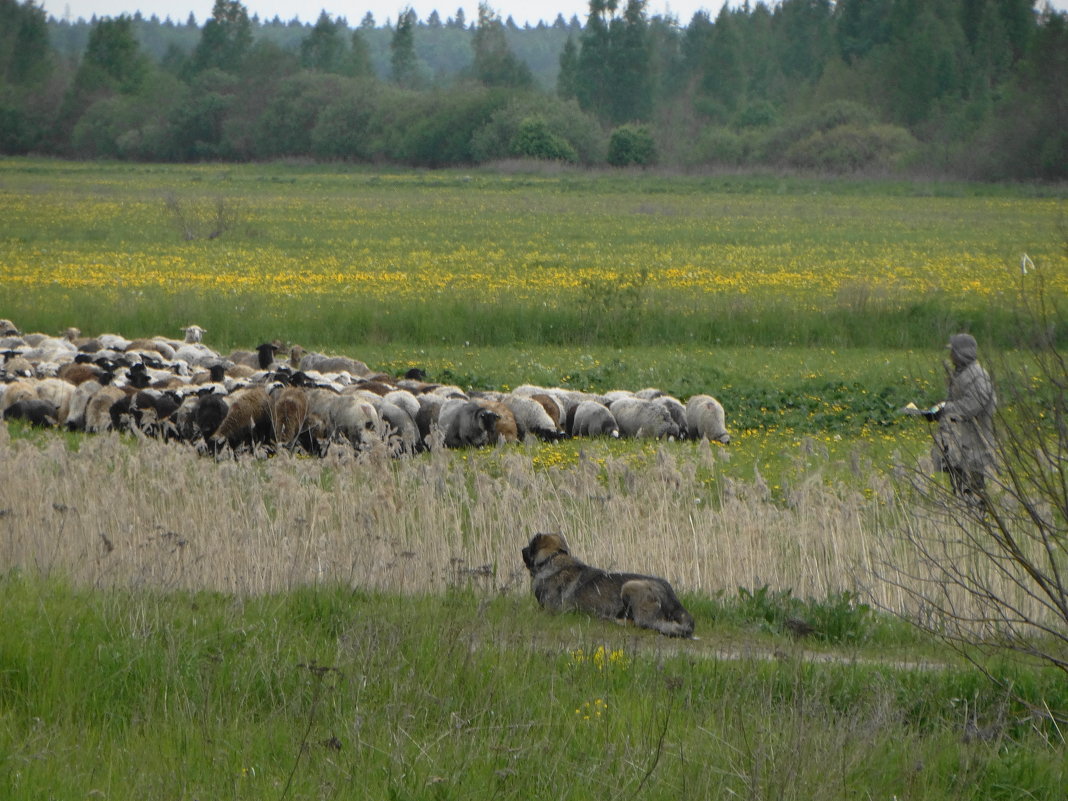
{"left": 38, "top": 0, "right": 1068, "bottom": 28}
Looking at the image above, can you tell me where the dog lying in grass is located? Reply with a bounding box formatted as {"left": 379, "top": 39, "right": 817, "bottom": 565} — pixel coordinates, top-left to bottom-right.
{"left": 521, "top": 532, "right": 695, "bottom": 638}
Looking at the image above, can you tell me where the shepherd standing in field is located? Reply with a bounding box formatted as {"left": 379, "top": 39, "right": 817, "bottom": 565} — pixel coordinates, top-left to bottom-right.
{"left": 929, "top": 333, "right": 997, "bottom": 499}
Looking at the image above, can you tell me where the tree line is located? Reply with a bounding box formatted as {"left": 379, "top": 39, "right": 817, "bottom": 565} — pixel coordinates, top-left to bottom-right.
{"left": 1, "top": 0, "right": 1065, "bottom": 178}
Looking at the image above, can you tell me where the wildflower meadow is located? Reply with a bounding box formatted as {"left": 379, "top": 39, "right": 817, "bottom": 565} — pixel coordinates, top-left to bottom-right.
{"left": 1, "top": 159, "right": 1066, "bottom": 800}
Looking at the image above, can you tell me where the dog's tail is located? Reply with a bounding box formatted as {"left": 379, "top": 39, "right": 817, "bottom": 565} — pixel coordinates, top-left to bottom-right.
{"left": 653, "top": 618, "right": 696, "bottom": 638}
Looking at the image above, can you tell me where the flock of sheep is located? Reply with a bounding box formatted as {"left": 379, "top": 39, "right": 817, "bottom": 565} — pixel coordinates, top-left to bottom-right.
{"left": 0, "top": 320, "right": 731, "bottom": 457}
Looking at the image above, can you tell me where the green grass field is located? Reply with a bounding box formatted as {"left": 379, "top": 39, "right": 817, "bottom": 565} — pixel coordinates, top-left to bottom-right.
{"left": 2, "top": 574, "right": 1065, "bottom": 801}
{"left": 2, "top": 159, "right": 1065, "bottom": 351}
{"left": 1, "top": 160, "right": 1065, "bottom": 799}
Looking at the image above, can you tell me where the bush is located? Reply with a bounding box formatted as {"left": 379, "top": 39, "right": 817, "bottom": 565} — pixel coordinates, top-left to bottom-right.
{"left": 309, "top": 79, "right": 382, "bottom": 161}
{"left": 759, "top": 100, "right": 880, "bottom": 163}
{"left": 735, "top": 99, "right": 779, "bottom": 129}
{"left": 0, "top": 100, "right": 39, "bottom": 154}
{"left": 469, "top": 96, "right": 605, "bottom": 165}
{"left": 390, "top": 87, "right": 511, "bottom": 167}
{"left": 509, "top": 116, "right": 578, "bottom": 162}
{"left": 253, "top": 71, "right": 351, "bottom": 158}
{"left": 732, "top": 585, "right": 874, "bottom": 644}
{"left": 810, "top": 100, "right": 877, "bottom": 131}
{"left": 684, "top": 125, "right": 746, "bottom": 168}
{"left": 166, "top": 69, "right": 237, "bottom": 161}
{"left": 70, "top": 96, "right": 130, "bottom": 158}
{"left": 607, "top": 124, "right": 656, "bottom": 167}
{"left": 784, "top": 123, "right": 918, "bottom": 172}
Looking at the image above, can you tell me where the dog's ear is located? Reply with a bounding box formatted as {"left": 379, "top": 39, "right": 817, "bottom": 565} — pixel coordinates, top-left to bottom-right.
{"left": 554, "top": 532, "right": 570, "bottom": 554}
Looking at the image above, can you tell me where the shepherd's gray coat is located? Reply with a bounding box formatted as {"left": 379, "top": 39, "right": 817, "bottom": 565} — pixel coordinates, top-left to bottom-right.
{"left": 932, "top": 334, "right": 996, "bottom": 486}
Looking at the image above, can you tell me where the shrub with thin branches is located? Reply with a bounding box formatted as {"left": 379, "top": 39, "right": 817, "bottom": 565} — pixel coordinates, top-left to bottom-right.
{"left": 885, "top": 257, "right": 1068, "bottom": 689}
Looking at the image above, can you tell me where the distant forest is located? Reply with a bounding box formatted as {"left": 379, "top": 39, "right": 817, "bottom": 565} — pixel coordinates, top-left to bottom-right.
{"left": 2, "top": 0, "right": 1065, "bottom": 178}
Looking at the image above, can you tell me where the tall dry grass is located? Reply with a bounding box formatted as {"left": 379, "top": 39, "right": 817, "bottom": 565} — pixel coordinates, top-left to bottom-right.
{"left": 0, "top": 424, "right": 1052, "bottom": 628}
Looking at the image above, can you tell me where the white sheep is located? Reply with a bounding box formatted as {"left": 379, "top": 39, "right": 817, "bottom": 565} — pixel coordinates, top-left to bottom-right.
{"left": 182, "top": 325, "right": 206, "bottom": 343}
{"left": 609, "top": 396, "right": 680, "bottom": 439}
{"left": 685, "top": 394, "right": 730, "bottom": 444}
{"left": 374, "top": 398, "right": 421, "bottom": 454}
{"left": 63, "top": 378, "right": 104, "bottom": 430}
{"left": 635, "top": 387, "right": 666, "bottom": 400}
{"left": 602, "top": 389, "right": 636, "bottom": 405}
{"left": 174, "top": 342, "right": 222, "bottom": 368}
{"left": 348, "top": 387, "right": 420, "bottom": 454}
{"left": 320, "top": 393, "right": 379, "bottom": 449}
{"left": 22, "top": 337, "right": 77, "bottom": 365}
{"left": 383, "top": 389, "right": 421, "bottom": 422}
{"left": 0, "top": 378, "right": 37, "bottom": 415}
{"left": 571, "top": 400, "right": 620, "bottom": 438}
{"left": 297, "top": 350, "right": 371, "bottom": 378}
{"left": 97, "top": 333, "right": 132, "bottom": 351}
{"left": 33, "top": 377, "right": 76, "bottom": 424}
{"left": 654, "top": 395, "right": 689, "bottom": 438}
{"left": 444, "top": 400, "right": 500, "bottom": 448}
{"left": 501, "top": 393, "right": 566, "bottom": 441}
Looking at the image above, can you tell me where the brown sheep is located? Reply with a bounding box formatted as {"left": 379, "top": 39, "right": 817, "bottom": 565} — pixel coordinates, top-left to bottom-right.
{"left": 530, "top": 393, "right": 564, "bottom": 428}
{"left": 211, "top": 386, "right": 274, "bottom": 451}
{"left": 125, "top": 338, "right": 176, "bottom": 359}
{"left": 2, "top": 353, "right": 34, "bottom": 377}
{"left": 85, "top": 385, "right": 127, "bottom": 432}
{"left": 57, "top": 361, "right": 102, "bottom": 386}
{"left": 475, "top": 399, "right": 519, "bottom": 443}
{"left": 353, "top": 380, "right": 396, "bottom": 397}
{"left": 270, "top": 385, "right": 310, "bottom": 450}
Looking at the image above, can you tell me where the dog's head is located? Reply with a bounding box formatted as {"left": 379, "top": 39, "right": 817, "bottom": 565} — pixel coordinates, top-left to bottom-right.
{"left": 522, "top": 532, "right": 570, "bottom": 574}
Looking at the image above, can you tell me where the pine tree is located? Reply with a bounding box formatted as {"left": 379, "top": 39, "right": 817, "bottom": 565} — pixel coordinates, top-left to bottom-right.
{"left": 300, "top": 12, "right": 345, "bottom": 73}
{"left": 472, "top": 3, "right": 533, "bottom": 87}
{"left": 447, "top": 8, "right": 466, "bottom": 29}
{"left": 557, "top": 36, "right": 580, "bottom": 99}
{"left": 607, "top": 0, "right": 652, "bottom": 123}
{"left": 565, "top": 0, "right": 654, "bottom": 124}
{"left": 347, "top": 28, "right": 374, "bottom": 78}
{"left": 1, "top": 0, "right": 53, "bottom": 86}
{"left": 775, "top": 0, "right": 833, "bottom": 82}
{"left": 390, "top": 7, "right": 420, "bottom": 87}
{"left": 77, "top": 15, "right": 149, "bottom": 94}
{"left": 573, "top": 0, "right": 614, "bottom": 119}
{"left": 701, "top": 3, "right": 745, "bottom": 114}
{"left": 191, "top": 0, "right": 252, "bottom": 74}
{"left": 834, "top": 0, "right": 891, "bottom": 64}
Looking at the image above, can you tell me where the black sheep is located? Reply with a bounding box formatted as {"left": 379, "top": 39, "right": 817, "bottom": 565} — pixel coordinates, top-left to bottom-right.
{"left": 3, "top": 398, "right": 59, "bottom": 427}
